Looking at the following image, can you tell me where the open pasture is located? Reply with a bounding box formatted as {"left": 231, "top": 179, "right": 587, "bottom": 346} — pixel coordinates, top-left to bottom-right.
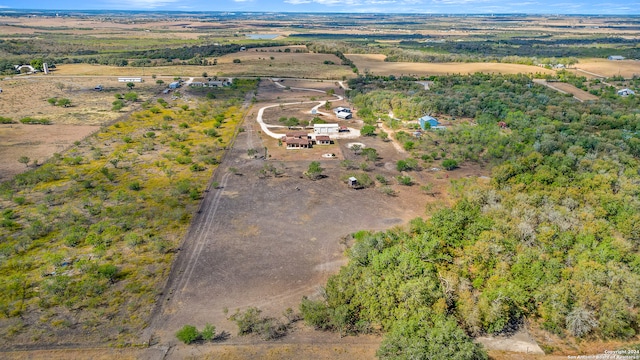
{"left": 47, "top": 48, "right": 352, "bottom": 79}
{"left": 347, "top": 54, "right": 555, "bottom": 77}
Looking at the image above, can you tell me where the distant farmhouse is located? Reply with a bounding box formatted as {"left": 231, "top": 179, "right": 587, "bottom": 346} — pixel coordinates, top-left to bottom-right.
{"left": 169, "top": 81, "right": 181, "bottom": 90}
{"left": 208, "top": 78, "right": 233, "bottom": 87}
{"left": 618, "top": 88, "right": 636, "bottom": 96}
{"left": 608, "top": 55, "right": 625, "bottom": 61}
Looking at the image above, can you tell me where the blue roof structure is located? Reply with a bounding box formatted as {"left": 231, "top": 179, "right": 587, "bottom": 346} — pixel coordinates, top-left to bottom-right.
{"left": 419, "top": 115, "right": 439, "bottom": 130}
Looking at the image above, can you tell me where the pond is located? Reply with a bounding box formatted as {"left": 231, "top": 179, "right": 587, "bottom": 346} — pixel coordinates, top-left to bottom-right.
{"left": 246, "top": 34, "right": 279, "bottom": 40}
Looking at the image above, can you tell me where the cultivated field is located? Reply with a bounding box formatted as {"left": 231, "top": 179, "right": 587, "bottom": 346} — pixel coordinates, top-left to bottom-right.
{"left": 347, "top": 54, "right": 555, "bottom": 77}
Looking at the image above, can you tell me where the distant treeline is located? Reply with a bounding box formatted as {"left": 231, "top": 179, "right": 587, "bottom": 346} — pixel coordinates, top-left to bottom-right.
{"left": 290, "top": 33, "right": 430, "bottom": 41}
{"left": 0, "top": 42, "right": 288, "bottom": 72}
{"left": 396, "top": 39, "right": 640, "bottom": 60}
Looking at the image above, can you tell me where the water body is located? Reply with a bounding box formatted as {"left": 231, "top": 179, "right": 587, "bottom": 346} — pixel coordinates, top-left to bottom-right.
{"left": 246, "top": 34, "right": 279, "bottom": 40}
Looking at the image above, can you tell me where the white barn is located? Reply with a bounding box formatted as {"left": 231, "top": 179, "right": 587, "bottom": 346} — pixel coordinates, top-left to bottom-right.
{"left": 337, "top": 111, "right": 352, "bottom": 120}
{"left": 314, "top": 124, "right": 339, "bottom": 134}
{"left": 118, "top": 77, "right": 142, "bottom": 83}
{"left": 618, "top": 88, "right": 636, "bottom": 96}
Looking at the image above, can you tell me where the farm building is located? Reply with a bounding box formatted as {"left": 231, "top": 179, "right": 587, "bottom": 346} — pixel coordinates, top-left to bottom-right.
{"left": 337, "top": 111, "right": 352, "bottom": 120}
{"left": 169, "top": 82, "right": 181, "bottom": 89}
{"left": 333, "top": 107, "right": 351, "bottom": 114}
{"left": 282, "top": 131, "right": 312, "bottom": 149}
{"left": 608, "top": 55, "right": 625, "bottom": 61}
{"left": 315, "top": 135, "right": 331, "bottom": 145}
{"left": 208, "top": 78, "right": 233, "bottom": 87}
{"left": 314, "top": 124, "right": 340, "bottom": 134}
{"left": 618, "top": 88, "right": 636, "bottom": 96}
{"left": 419, "top": 115, "right": 440, "bottom": 130}
{"left": 118, "top": 77, "right": 142, "bottom": 83}
{"left": 190, "top": 82, "right": 205, "bottom": 87}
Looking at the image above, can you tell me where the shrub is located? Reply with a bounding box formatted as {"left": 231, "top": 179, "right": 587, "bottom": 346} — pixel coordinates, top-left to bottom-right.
{"left": 124, "top": 92, "right": 138, "bottom": 102}
{"left": 442, "top": 159, "right": 458, "bottom": 170}
{"left": 190, "top": 163, "right": 205, "bottom": 172}
{"left": 20, "top": 117, "right": 51, "bottom": 125}
{"left": 397, "top": 175, "right": 413, "bottom": 186}
{"left": 128, "top": 181, "right": 141, "bottom": 191}
{"left": 300, "top": 297, "right": 333, "bottom": 330}
{"left": 0, "top": 116, "right": 14, "bottom": 124}
{"left": 230, "top": 307, "right": 263, "bottom": 335}
{"left": 361, "top": 125, "right": 376, "bottom": 136}
{"left": 112, "top": 100, "right": 125, "bottom": 111}
{"left": 375, "top": 174, "right": 388, "bottom": 184}
{"left": 201, "top": 323, "right": 216, "bottom": 341}
{"left": 229, "top": 307, "right": 286, "bottom": 340}
{"left": 176, "top": 325, "right": 200, "bottom": 344}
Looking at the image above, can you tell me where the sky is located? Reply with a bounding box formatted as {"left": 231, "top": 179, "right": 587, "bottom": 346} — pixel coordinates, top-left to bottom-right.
{"left": 0, "top": 0, "right": 638, "bottom": 15}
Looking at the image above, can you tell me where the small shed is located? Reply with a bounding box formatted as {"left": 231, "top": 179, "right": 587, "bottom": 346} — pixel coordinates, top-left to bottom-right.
{"left": 169, "top": 81, "right": 181, "bottom": 89}
{"left": 608, "top": 55, "right": 625, "bottom": 61}
{"left": 419, "top": 115, "right": 439, "bottom": 130}
{"left": 348, "top": 177, "right": 358, "bottom": 187}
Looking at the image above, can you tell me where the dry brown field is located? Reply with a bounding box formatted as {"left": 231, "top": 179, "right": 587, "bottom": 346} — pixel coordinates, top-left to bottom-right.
{"left": 574, "top": 58, "right": 640, "bottom": 78}
{"left": 348, "top": 54, "right": 555, "bottom": 77}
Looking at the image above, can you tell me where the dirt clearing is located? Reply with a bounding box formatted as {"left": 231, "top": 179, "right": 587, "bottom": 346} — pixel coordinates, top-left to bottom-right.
{"left": 533, "top": 79, "right": 599, "bottom": 101}
{"left": 0, "top": 124, "right": 99, "bottom": 182}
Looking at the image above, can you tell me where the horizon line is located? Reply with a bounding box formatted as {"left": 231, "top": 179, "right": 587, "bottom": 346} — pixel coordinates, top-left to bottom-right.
{"left": 1, "top": 9, "right": 639, "bottom": 16}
